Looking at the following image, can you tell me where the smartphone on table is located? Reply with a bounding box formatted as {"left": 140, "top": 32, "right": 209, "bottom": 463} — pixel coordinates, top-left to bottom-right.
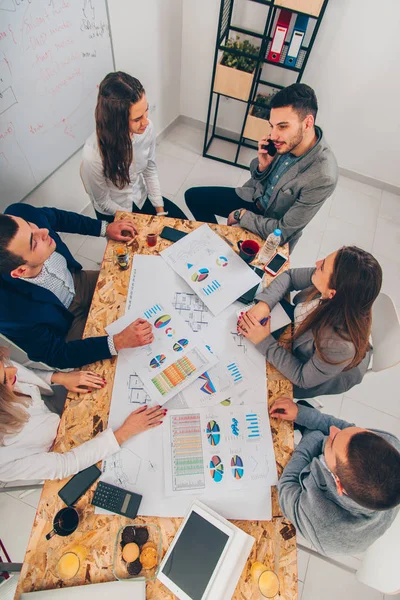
{"left": 160, "top": 226, "right": 187, "bottom": 243}
{"left": 263, "top": 252, "right": 288, "bottom": 277}
{"left": 58, "top": 464, "right": 102, "bottom": 506}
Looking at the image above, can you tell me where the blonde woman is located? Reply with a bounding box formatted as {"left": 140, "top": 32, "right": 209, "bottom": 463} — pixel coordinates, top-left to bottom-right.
{"left": 0, "top": 353, "right": 166, "bottom": 481}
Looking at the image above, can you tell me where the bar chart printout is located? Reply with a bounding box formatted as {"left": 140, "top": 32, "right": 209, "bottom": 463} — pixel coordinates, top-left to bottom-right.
{"left": 171, "top": 413, "right": 205, "bottom": 492}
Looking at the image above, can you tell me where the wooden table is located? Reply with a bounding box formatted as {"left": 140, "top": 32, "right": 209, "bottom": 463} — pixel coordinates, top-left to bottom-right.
{"left": 15, "top": 213, "right": 297, "bottom": 600}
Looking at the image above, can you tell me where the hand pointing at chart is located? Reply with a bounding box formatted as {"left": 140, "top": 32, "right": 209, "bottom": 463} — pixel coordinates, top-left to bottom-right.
{"left": 113, "top": 318, "right": 154, "bottom": 352}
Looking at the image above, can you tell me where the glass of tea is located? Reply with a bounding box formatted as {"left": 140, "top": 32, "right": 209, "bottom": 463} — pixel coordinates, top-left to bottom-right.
{"left": 147, "top": 233, "right": 158, "bottom": 247}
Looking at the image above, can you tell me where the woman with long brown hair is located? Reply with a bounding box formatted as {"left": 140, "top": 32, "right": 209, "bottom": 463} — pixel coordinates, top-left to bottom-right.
{"left": 81, "top": 71, "right": 187, "bottom": 222}
{"left": 0, "top": 353, "right": 166, "bottom": 481}
{"left": 238, "top": 246, "right": 382, "bottom": 398}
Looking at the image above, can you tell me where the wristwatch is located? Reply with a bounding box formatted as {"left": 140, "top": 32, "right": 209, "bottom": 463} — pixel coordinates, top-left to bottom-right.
{"left": 233, "top": 209, "right": 242, "bottom": 223}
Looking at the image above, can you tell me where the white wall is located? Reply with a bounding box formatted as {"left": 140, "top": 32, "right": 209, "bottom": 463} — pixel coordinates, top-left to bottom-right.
{"left": 305, "top": 0, "right": 400, "bottom": 187}
{"left": 180, "top": 1, "right": 219, "bottom": 126}
{"left": 22, "top": 0, "right": 183, "bottom": 211}
{"left": 107, "top": 0, "right": 183, "bottom": 135}
{"left": 180, "top": 0, "right": 400, "bottom": 188}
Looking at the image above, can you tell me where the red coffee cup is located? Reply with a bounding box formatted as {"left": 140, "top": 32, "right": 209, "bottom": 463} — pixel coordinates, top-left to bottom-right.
{"left": 237, "top": 239, "right": 260, "bottom": 263}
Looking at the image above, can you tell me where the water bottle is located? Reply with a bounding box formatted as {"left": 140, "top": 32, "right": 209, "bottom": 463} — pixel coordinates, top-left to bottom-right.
{"left": 259, "top": 228, "right": 281, "bottom": 264}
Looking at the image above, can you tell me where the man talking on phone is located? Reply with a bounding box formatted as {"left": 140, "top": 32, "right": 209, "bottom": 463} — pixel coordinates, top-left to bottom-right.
{"left": 184, "top": 83, "right": 338, "bottom": 251}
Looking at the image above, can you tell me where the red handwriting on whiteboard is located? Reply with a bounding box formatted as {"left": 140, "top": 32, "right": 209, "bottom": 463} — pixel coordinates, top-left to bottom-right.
{"left": 52, "top": 0, "right": 70, "bottom": 17}
{"left": 23, "top": 12, "right": 50, "bottom": 35}
{"left": 0, "top": 152, "right": 9, "bottom": 166}
{"left": 3, "top": 56, "right": 12, "bottom": 75}
{"left": 49, "top": 21, "right": 72, "bottom": 35}
{"left": 35, "top": 49, "right": 52, "bottom": 64}
{"left": 0, "top": 122, "right": 14, "bottom": 141}
{"left": 1, "top": 27, "right": 16, "bottom": 45}
{"left": 29, "top": 123, "right": 44, "bottom": 134}
{"left": 8, "top": 25, "right": 17, "bottom": 45}
{"left": 30, "top": 33, "right": 47, "bottom": 50}
{"left": 48, "top": 67, "right": 82, "bottom": 95}
{"left": 54, "top": 38, "right": 73, "bottom": 50}
{"left": 61, "top": 118, "right": 75, "bottom": 139}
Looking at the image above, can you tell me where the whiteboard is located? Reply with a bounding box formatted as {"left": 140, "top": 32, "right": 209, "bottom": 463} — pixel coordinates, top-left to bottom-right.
{"left": 0, "top": 0, "right": 114, "bottom": 208}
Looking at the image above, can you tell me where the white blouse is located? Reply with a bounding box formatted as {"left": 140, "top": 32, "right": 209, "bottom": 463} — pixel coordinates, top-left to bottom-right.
{"left": 294, "top": 297, "right": 320, "bottom": 326}
{"left": 81, "top": 119, "right": 163, "bottom": 216}
{"left": 0, "top": 363, "right": 119, "bottom": 482}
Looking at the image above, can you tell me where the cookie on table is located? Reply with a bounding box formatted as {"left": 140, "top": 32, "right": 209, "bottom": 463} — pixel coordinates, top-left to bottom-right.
{"left": 122, "top": 542, "right": 140, "bottom": 563}
{"left": 133, "top": 526, "right": 149, "bottom": 546}
{"left": 127, "top": 559, "right": 142, "bottom": 576}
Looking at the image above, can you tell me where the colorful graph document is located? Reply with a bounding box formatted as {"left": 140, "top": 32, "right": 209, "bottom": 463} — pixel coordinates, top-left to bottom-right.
{"left": 160, "top": 224, "right": 261, "bottom": 316}
{"left": 106, "top": 302, "right": 218, "bottom": 404}
{"left": 163, "top": 402, "right": 278, "bottom": 497}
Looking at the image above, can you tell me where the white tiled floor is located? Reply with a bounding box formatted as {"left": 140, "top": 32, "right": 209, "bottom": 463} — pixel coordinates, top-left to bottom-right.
{"left": 3, "top": 123, "right": 400, "bottom": 600}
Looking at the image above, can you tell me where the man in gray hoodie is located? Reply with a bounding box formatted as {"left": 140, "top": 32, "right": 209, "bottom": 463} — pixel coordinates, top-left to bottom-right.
{"left": 271, "top": 398, "right": 400, "bottom": 555}
{"left": 185, "top": 83, "right": 338, "bottom": 250}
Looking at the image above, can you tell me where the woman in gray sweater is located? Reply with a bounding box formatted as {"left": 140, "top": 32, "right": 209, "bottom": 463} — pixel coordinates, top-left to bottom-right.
{"left": 238, "top": 246, "right": 382, "bottom": 398}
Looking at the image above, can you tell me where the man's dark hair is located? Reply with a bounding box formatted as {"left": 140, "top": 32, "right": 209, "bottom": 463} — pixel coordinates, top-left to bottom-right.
{"left": 336, "top": 431, "right": 400, "bottom": 511}
{"left": 0, "top": 214, "right": 26, "bottom": 274}
{"left": 270, "top": 83, "right": 318, "bottom": 121}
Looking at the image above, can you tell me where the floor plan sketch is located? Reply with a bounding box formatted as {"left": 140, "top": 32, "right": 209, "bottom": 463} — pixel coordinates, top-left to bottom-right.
{"left": 128, "top": 373, "right": 151, "bottom": 405}
{"left": 172, "top": 291, "right": 211, "bottom": 332}
{"left": 102, "top": 448, "right": 142, "bottom": 488}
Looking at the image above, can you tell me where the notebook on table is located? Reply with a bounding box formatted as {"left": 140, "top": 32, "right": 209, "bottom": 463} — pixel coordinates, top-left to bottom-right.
{"left": 20, "top": 579, "right": 145, "bottom": 599}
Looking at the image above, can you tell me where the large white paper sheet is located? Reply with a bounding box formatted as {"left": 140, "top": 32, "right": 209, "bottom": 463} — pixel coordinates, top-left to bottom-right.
{"left": 106, "top": 302, "right": 218, "bottom": 404}
{"left": 160, "top": 224, "right": 261, "bottom": 315}
{"left": 163, "top": 403, "right": 278, "bottom": 497}
{"left": 97, "top": 255, "right": 274, "bottom": 520}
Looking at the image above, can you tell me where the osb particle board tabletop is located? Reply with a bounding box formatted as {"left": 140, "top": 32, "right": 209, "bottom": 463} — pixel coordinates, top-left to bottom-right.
{"left": 15, "top": 213, "right": 297, "bottom": 600}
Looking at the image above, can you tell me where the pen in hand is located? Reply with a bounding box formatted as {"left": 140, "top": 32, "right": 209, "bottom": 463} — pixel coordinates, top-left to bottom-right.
{"left": 260, "top": 317, "right": 270, "bottom": 326}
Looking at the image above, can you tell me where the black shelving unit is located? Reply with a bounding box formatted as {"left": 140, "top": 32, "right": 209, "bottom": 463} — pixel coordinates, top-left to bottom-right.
{"left": 203, "top": 0, "right": 330, "bottom": 169}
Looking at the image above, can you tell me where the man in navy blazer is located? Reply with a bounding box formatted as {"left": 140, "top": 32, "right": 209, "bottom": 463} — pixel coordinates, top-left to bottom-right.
{"left": 0, "top": 204, "right": 154, "bottom": 369}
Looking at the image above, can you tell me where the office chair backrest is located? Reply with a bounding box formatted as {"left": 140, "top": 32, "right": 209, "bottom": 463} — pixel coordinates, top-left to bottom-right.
{"left": 370, "top": 293, "right": 400, "bottom": 372}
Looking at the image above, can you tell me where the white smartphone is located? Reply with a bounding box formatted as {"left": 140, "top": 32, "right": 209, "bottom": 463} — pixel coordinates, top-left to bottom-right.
{"left": 263, "top": 251, "right": 288, "bottom": 276}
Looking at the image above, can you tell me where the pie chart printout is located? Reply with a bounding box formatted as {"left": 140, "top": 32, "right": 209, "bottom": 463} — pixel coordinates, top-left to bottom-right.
{"left": 216, "top": 256, "right": 228, "bottom": 267}
{"left": 149, "top": 355, "right": 167, "bottom": 369}
{"left": 154, "top": 315, "right": 171, "bottom": 329}
{"left": 173, "top": 339, "right": 189, "bottom": 352}
{"left": 231, "top": 455, "right": 244, "bottom": 479}
{"left": 206, "top": 420, "right": 221, "bottom": 446}
{"left": 191, "top": 268, "right": 209, "bottom": 283}
{"left": 210, "top": 455, "right": 224, "bottom": 483}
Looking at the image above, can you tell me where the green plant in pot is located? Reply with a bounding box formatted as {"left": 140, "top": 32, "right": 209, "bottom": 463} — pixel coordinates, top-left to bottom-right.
{"left": 221, "top": 35, "right": 260, "bottom": 74}
{"left": 251, "top": 93, "right": 274, "bottom": 120}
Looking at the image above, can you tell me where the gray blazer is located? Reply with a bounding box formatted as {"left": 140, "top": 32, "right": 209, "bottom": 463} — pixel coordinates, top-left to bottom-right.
{"left": 279, "top": 405, "right": 400, "bottom": 555}
{"left": 255, "top": 268, "right": 371, "bottom": 398}
{"left": 237, "top": 126, "right": 338, "bottom": 249}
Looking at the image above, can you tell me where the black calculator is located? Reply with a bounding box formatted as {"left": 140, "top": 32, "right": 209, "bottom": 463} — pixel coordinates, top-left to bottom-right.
{"left": 91, "top": 481, "right": 142, "bottom": 518}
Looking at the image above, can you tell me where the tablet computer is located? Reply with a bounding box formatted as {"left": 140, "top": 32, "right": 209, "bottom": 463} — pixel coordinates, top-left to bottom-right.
{"left": 157, "top": 503, "right": 233, "bottom": 600}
